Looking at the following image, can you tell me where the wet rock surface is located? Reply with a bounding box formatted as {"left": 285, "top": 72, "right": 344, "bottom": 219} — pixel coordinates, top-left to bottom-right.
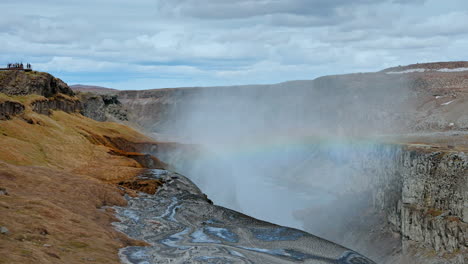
{"left": 113, "top": 169, "right": 375, "bottom": 264}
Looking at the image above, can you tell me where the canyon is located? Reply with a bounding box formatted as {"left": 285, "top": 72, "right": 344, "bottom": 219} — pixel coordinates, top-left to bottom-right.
{"left": 0, "top": 61, "right": 466, "bottom": 263}
{"left": 74, "top": 61, "right": 467, "bottom": 263}
{"left": 0, "top": 71, "right": 375, "bottom": 263}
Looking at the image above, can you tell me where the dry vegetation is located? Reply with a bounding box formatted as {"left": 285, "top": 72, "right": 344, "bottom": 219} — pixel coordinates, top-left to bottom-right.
{"left": 0, "top": 99, "right": 163, "bottom": 263}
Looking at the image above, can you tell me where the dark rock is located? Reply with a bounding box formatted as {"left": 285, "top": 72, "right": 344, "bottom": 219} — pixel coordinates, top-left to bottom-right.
{"left": 0, "top": 101, "right": 25, "bottom": 120}
{"left": 0, "top": 187, "right": 9, "bottom": 195}
{"left": 31, "top": 96, "right": 82, "bottom": 115}
{"left": 0, "top": 70, "right": 74, "bottom": 97}
{"left": 0, "top": 226, "right": 9, "bottom": 235}
{"left": 113, "top": 170, "right": 376, "bottom": 264}
{"left": 78, "top": 93, "right": 128, "bottom": 122}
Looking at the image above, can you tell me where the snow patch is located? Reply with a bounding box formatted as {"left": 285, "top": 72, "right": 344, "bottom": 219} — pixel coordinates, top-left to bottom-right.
{"left": 438, "top": 67, "right": 468, "bottom": 72}
{"left": 386, "top": 68, "right": 427, "bottom": 74}
{"left": 386, "top": 67, "right": 468, "bottom": 74}
{"left": 441, "top": 100, "right": 455, "bottom": 106}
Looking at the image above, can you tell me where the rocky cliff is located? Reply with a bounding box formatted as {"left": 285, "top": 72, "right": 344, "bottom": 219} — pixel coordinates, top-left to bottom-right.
{"left": 0, "top": 83, "right": 173, "bottom": 263}
{"left": 116, "top": 68, "right": 468, "bottom": 136}
{"left": 108, "top": 62, "right": 468, "bottom": 263}
{"left": 0, "top": 70, "right": 128, "bottom": 121}
{"left": 0, "top": 70, "right": 74, "bottom": 97}
{"left": 0, "top": 100, "right": 24, "bottom": 120}
{"left": 289, "top": 140, "right": 467, "bottom": 263}
{"left": 31, "top": 94, "right": 82, "bottom": 115}
{"left": 77, "top": 93, "right": 128, "bottom": 122}
{"left": 0, "top": 71, "right": 380, "bottom": 263}
{"left": 362, "top": 144, "right": 466, "bottom": 263}
{"left": 0, "top": 70, "right": 85, "bottom": 119}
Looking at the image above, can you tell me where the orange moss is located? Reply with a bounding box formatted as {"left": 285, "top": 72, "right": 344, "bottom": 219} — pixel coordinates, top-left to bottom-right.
{"left": 446, "top": 216, "right": 462, "bottom": 223}
{"left": 0, "top": 103, "right": 162, "bottom": 263}
{"left": 426, "top": 209, "right": 444, "bottom": 217}
{"left": 117, "top": 178, "right": 165, "bottom": 195}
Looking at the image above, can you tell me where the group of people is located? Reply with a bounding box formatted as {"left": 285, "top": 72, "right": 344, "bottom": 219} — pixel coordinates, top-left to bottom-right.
{"left": 7, "top": 63, "right": 32, "bottom": 69}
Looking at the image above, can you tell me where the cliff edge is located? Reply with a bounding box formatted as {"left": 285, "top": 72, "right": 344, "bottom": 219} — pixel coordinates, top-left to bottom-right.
{"left": 0, "top": 71, "right": 168, "bottom": 263}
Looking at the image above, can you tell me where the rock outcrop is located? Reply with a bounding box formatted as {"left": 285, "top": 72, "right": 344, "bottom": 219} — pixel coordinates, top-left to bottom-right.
{"left": 78, "top": 93, "right": 128, "bottom": 122}
{"left": 31, "top": 95, "right": 82, "bottom": 115}
{"left": 373, "top": 147, "right": 467, "bottom": 259}
{"left": 0, "top": 70, "right": 74, "bottom": 97}
{"left": 295, "top": 143, "right": 467, "bottom": 263}
{"left": 113, "top": 169, "right": 376, "bottom": 264}
{"left": 0, "top": 70, "right": 87, "bottom": 119}
{"left": 0, "top": 100, "right": 24, "bottom": 120}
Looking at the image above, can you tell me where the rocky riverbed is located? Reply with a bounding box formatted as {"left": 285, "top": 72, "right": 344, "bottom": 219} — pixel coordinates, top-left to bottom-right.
{"left": 112, "top": 169, "right": 375, "bottom": 264}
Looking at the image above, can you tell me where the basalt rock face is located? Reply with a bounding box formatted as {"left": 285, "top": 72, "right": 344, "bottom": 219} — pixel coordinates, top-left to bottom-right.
{"left": 0, "top": 101, "right": 25, "bottom": 120}
{"left": 397, "top": 150, "right": 467, "bottom": 255}
{"left": 321, "top": 145, "right": 467, "bottom": 263}
{"left": 0, "top": 70, "right": 85, "bottom": 118}
{"left": 31, "top": 95, "right": 82, "bottom": 115}
{"left": 0, "top": 70, "right": 74, "bottom": 97}
{"left": 78, "top": 93, "right": 128, "bottom": 122}
{"left": 381, "top": 148, "right": 466, "bottom": 252}
{"left": 294, "top": 144, "right": 467, "bottom": 263}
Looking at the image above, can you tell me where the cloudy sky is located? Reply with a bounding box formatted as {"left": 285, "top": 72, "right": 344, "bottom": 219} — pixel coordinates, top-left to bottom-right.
{"left": 1, "top": 0, "right": 467, "bottom": 89}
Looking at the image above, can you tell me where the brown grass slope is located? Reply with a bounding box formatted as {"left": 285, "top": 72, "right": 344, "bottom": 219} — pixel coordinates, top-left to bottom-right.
{"left": 0, "top": 95, "right": 164, "bottom": 264}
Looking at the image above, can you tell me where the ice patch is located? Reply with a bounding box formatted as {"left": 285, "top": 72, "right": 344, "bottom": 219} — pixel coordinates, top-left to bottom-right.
{"left": 386, "top": 67, "right": 468, "bottom": 74}
{"left": 438, "top": 67, "right": 468, "bottom": 72}
{"left": 229, "top": 250, "right": 245, "bottom": 258}
{"left": 204, "top": 226, "right": 239, "bottom": 243}
{"left": 168, "top": 205, "right": 182, "bottom": 222}
{"left": 151, "top": 169, "right": 169, "bottom": 177}
{"left": 386, "top": 68, "right": 427, "bottom": 74}
{"left": 122, "top": 209, "right": 140, "bottom": 222}
{"left": 205, "top": 219, "right": 223, "bottom": 225}
{"left": 160, "top": 197, "right": 179, "bottom": 221}
{"left": 160, "top": 228, "right": 191, "bottom": 250}
{"left": 191, "top": 229, "right": 221, "bottom": 243}
{"left": 442, "top": 100, "right": 455, "bottom": 105}
{"left": 119, "top": 247, "right": 151, "bottom": 264}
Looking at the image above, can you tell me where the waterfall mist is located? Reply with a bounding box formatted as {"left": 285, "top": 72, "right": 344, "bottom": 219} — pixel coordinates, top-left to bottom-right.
{"left": 150, "top": 73, "right": 413, "bottom": 251}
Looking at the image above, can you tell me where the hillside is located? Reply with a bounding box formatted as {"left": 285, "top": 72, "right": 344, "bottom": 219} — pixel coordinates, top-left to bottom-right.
{"left": 3, "top": 63, "right": 466, "bottom": 263}
{"left": 70, "top": 85, "right": 119, "bottom": 95}
{"left": 0, "top": 72, "right": 166, "bottom": 264}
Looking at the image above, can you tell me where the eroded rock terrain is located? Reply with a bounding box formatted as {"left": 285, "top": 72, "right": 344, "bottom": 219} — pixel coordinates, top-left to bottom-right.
{"left": 114, "top": 169, "right": 375, "bottom": 264}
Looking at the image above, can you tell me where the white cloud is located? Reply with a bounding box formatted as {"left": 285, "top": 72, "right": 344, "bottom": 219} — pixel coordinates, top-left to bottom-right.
{"left": 0, "top": 0, "right": 466, "bottom": 89}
